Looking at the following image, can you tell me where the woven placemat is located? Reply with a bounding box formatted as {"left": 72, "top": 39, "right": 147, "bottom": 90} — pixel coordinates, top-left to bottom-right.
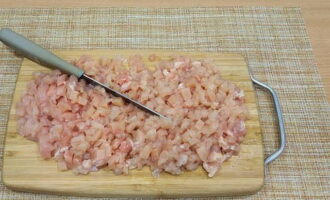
{"left": 0, "top": 7, "right": 329, "bottom": 199}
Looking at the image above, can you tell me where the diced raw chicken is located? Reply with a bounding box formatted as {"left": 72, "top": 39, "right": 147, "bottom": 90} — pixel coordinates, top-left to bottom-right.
{"left": 16, "top": 54, "right": 248, "bottom": 177}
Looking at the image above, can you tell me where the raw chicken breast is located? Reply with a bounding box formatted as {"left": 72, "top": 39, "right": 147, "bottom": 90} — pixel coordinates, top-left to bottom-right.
{"left": 16, "top": 54, "right": 248, "bottom": 177}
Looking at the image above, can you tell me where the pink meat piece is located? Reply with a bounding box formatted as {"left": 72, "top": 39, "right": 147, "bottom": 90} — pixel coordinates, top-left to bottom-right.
{"left": 16, "top": 54, "right": 248, "bottom": 177}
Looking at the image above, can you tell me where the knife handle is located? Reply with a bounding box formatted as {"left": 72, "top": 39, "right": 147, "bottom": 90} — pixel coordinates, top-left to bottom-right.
{"left": 0, "top": 28, "right": 84, "bottom": 78}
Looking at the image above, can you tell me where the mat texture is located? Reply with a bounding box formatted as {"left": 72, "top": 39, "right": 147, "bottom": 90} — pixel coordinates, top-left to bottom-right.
{"left": 0, "top": 7, "right": 329, "bottom": 199}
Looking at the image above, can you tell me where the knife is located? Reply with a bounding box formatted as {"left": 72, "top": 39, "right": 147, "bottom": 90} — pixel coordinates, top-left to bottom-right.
{"left": 0, "top": 28, "right": 167, "bottom": 119}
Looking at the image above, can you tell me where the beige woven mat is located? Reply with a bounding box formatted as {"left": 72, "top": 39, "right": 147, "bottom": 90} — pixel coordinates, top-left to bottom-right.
{"left": 0, "top": 7, "right": 329, "bottom": 199}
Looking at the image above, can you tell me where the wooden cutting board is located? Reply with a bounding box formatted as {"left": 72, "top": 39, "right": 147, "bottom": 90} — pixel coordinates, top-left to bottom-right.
{"left": 3, "top": 50, "right": 264, "bottom": 197}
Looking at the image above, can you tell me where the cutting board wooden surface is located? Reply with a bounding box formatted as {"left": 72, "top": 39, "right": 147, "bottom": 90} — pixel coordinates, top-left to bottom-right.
{"left": 3, "top": 50, "right": 264, "bottom": 197}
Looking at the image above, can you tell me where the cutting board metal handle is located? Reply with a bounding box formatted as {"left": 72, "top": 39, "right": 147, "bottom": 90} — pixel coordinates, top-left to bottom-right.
{"left": 251, "top": 76, "right": 286, "bottom": 165}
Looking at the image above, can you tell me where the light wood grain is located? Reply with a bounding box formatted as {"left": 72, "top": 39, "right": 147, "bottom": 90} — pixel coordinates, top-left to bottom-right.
{"left": 1, "top": 0, "right": 328, "bottom": 102}
{"left": 3, "top": 50, "right": 263, "bottom": 197}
